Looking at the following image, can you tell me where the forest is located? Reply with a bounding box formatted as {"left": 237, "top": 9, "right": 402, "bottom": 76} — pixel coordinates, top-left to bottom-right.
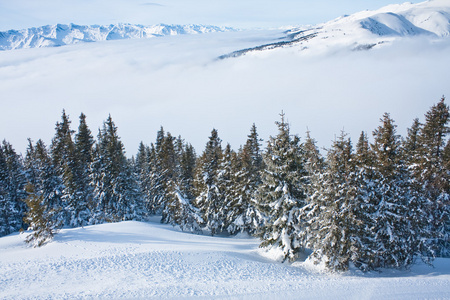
{"left": 0, "top": 97, "right": 448, "bottom": 272}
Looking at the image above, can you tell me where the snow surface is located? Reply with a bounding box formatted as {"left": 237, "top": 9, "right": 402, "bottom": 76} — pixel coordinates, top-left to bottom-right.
{"left": 1, "top": 220, "right": 449, "bottom": 299}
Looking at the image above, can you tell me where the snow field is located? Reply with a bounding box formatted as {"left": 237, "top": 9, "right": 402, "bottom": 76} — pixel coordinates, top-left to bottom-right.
{"left": 0, "top": 220, "right": 449, "bottom": 299}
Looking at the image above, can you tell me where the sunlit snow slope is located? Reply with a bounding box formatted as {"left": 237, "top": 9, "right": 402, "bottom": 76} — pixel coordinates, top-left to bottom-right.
{"left": 0, "top": 220, "right": 449, "bottom": 299}
{"left": 220, "top": 0, "right": 450, "bottom": 58}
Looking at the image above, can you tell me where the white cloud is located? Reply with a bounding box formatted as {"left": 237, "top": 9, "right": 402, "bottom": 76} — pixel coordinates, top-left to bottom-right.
{"left": 0, "top": 31, "right": 448, "bottom": 156}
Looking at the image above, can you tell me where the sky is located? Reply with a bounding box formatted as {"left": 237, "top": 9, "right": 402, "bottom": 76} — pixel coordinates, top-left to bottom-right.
{"left": 0, "top": 0, "right": 419, "bottom": 30}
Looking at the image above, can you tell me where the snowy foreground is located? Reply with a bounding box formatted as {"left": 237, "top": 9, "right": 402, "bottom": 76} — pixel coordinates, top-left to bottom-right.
{"left": 0, "top": 220, "right": 449, "bottom": 299}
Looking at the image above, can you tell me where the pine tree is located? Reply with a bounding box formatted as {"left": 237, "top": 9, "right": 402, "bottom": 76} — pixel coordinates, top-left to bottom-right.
{"left": 257, "top": 113, "right": 309, "bottom": 262}
{"left": 194, "top": 128, "right": 223, "bottom": 235}
{"left": 162, "top": 138, "right": 202, "bottom": 232}
{"left": 22, "top": 183, "right": 60, "bottom": 247}
{"left": 227, "top": 124, "right": 264, "bottom": 235}
{"left": 73, "top": 112, "right": 95, "bottom": 225}
{"left": 416, "top": 98, "right": 450, "bottom": 257}
{"left": 0, "top": 146, "right": 10, "bottom": 236}
{"left": 403, "top": 118, "right": 422, "bottom": 164}
{"left": 50, "top": 110, "right": 86, "bottom": 227}
{"left": 305, "top": 131, "right": 360, "bottom": 271}
{"left": 215, "top": 143, "right": 237, "bottom": 234}
{"left": 158, "top": 131, "right": 177, "bottom": 213}
{"left": 23, "top": 140, "right": 64, "bottom": 244}
{"left": 303, "top": 130, "right": 325, "bottom": 176}
{"left": 351, "top": 131, "right": 380, "bottom": 271}
{"left": 143, "top": 127, "right": 178, "bottom": 215}
{"left": 144, "top": 144, "right": 165, "bottom": 214}
{"left": 135, "top": 142, "right": 153, "bottom": 215}
{"left": 0, "top": 141, "right": 27, "bottom": 237}
{"left": 370, "top": 113, "right": 427, "bottom": 269}
{"left": 90, "top": 115, "right": 142, "bottom": 222}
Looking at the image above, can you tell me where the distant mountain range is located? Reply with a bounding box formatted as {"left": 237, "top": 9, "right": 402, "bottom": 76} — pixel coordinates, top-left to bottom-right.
{"left": 1, "top": 0, "right": 449, "bottom": 53}
{"left": 0, "top": 23, "right": 234, "bottom": 51}
{"left": 219, "top": 0, "right": 450, "bottom": 58}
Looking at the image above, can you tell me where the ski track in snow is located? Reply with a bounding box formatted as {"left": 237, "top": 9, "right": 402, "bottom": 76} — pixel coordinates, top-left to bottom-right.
{"left": 0, "top": 221, "right": 449, "bottom": 299}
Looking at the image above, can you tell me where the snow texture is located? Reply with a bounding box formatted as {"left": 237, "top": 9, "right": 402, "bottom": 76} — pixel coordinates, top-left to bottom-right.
{"left": 0, "top": 220, "right": 449, "bottom": 299}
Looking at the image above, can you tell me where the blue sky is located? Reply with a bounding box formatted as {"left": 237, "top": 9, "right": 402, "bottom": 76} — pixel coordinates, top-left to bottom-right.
{"left": 0, "top": 0, "right": 420, "bottom": 30}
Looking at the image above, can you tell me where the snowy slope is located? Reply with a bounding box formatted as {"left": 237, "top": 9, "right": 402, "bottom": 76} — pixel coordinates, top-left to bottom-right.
{"left": 220, "top": 0, "right": 450, "bottom": 58}
{"left": 0, "top": 23, "right": 234, "bottom": 51}
{"left": 0, "top": 220, "right": 449, "bottom": 299}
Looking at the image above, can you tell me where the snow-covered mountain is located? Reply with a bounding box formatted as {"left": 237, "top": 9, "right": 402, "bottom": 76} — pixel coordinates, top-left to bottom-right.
{"left": 220, "top": 0, "right": 450, "bottom": 58}
{"left": 0, "top": 23, "right": 234, "bottom": 51}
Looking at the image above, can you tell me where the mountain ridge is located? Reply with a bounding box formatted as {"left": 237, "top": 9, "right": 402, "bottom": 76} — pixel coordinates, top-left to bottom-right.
{"left": 0, "top": 23, "right": 235, "bottom": 51}
{"left": 219, "top": 0, "right": 450, "bottom": 58}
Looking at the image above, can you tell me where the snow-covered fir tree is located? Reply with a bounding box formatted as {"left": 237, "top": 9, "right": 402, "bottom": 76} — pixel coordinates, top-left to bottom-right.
{"left": 50, "top": 110, "right": 90, "bottom": 227}
{"left": 90, "top": 115, "right": 143, "bottom": 223}
{"left": 370, "top": 113, "right": 430, "bottom": 269}
{"left": 348, "top": 131, "right": 381, "bottom": 271}
{"left": 215, "top": 143, "right": 238, "bottom": 234}
{"left": 162, "top": 139, "right": 202, "bottom": 232}
{"left": 415, "top": 98, "right": 449, "bottom": 257}
{"left": 22, "top": 183, "right": 61, "bottom": 247}
{"left": 227, "top": 124, "right": 264, "bottom": 235}
{"left": 72, "top": 112, "right": 95, "bottom": 226}
{"left": 0, "top": 141, "right": 27, "bottom": 237}
{"left": 305, "top": 131, "right": 361, "bottom": 271}
{"left": 257, "top": 113, "right": 309, "bottom": 262}
{"left": 194, "top": 128, "right": 224, "bottom": 235}
{"left": 0, "top": 145, "right": 11, "bottom": 236}
{"left": 135, "top": 142, "right": 153, "bottom": 214}
{"left": 23, "top": 139, "right": 64, "bottom": 244}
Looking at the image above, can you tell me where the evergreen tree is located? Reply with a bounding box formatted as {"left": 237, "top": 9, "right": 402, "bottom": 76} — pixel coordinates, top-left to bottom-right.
{"left": 194, "top": 128, "right": 224, "bottom": 235}
{"left": 143, "top": 127, "right": 178, "bottom": 215}
{"left": 227, "top": 124, "right": 264, "bottom": 235}
{"left": 306, "top": 131, "right": 360, "bottom": 271}
{"left": 72, "top": 112, "right": 95, "bottom": 226}
{"left": 23, "top": 140, "right": 64, "bottom": 243}
{"left": 257, "top": 113, "right": 309, "bottom": 262}
{"left": 0, "top": 146, "right": 10, "bottom": 236}
{"left": 158, "top": 131, "right": 178, "bottom": 213}
{"left": 351, "top": 131, "right": 380, "bottom": 271}
{"left": 145, "top": 144, "right": 165, "bottom": 214}
{"left": 135, "top": 141, "right": 153, "bottom": 215}
{"left": 403, "top": 118, "right": 422, "bottom": 164}
{"left": 370, "top": 113, "right": 429, "bottom": 269}
{"left": 22, "top": 183, "right": 60, "bottom": 247}
{"left": 90, "top": 116, "right": 142, "bottom": 222}
{"left": 0, "top": 141, "right": 27, "bottom": 237}
{"left": 162, "top": 138, "right": 202, "bottom": 232}
{"left": 50, "top": 110, "right": 86, "bottom": 227}
{"left": 416, "top": 98, "right": 450, "bottom": 257}
{"left": 303, "top": 130, "right": 325, "bottom": 176}
{"left": 215, "top": 143, "right": 237, "bottom": 233}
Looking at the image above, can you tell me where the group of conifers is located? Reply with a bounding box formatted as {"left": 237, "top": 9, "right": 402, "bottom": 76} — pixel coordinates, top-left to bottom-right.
{"left": 0, "top": 97, "right": 448, "bottom": 272}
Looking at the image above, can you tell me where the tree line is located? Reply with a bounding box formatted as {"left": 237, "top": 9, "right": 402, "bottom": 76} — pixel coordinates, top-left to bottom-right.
{"left": 0, "top": 97, "right": 448, "bottom": 271}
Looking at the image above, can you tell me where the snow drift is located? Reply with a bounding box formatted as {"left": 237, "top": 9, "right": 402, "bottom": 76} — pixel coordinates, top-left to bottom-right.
{"left": 0, "top": 220, "right": 449, "bottom": 299}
